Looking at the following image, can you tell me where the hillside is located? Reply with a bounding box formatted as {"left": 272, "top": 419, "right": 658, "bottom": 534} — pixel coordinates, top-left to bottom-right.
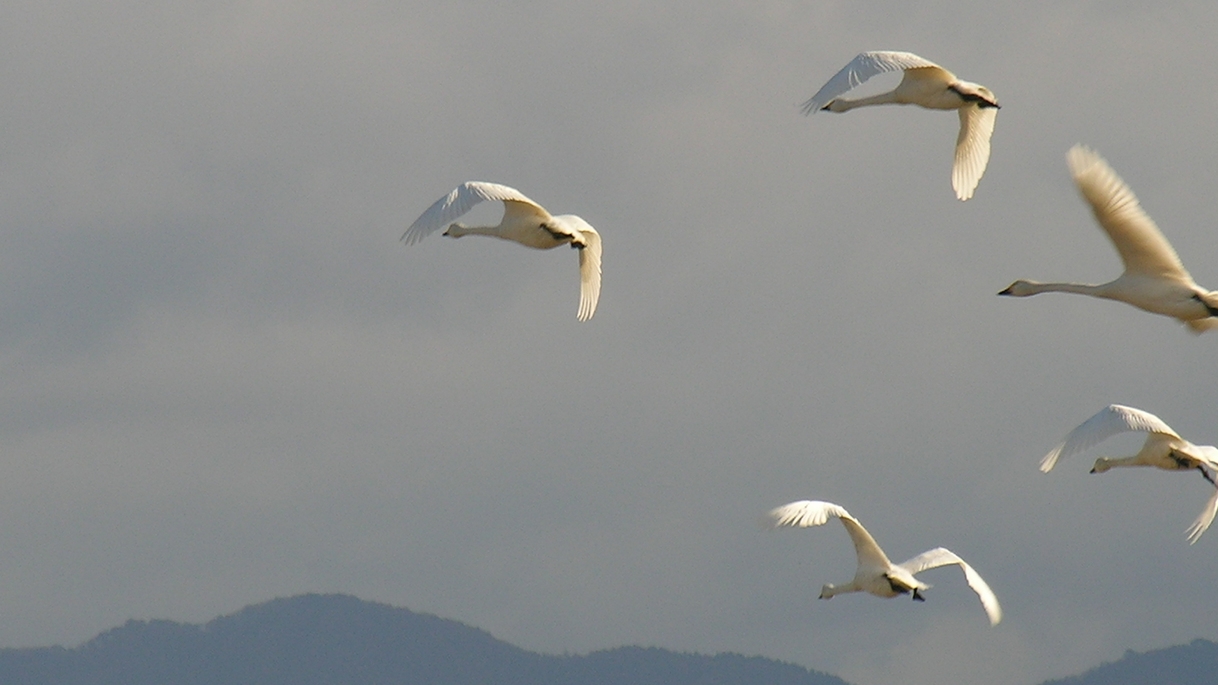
{"left": 1041, "top": 638, "right": 1218, "bottom": 685}
{"left": 0, "top": 593, "right": 1211, "bottom": 685}
{"left": 0, "top": 594, "right": 847, "bottom": 685}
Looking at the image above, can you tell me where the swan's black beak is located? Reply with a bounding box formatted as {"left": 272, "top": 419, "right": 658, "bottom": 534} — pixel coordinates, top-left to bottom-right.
{"left": 997, "top": 285, "right": 1015, "bottom": 296}
{"left": 1089, "top": 467, "right": 1099, "bottom": 474}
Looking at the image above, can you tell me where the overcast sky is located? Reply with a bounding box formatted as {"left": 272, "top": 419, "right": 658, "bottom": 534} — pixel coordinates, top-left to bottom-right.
{"left": 1, "top": 1, "right": 1216, "bottom": 684}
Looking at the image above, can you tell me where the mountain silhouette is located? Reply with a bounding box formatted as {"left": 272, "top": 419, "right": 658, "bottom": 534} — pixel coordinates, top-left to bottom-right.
{"left": 1040, "top": 638, "right": 1218, "bottom": 685}
{"left": 0, "top": 594, "right": 848, "bottom": 685}
{"left": 0, "top": 593, "right": 1211, "bottom": 685}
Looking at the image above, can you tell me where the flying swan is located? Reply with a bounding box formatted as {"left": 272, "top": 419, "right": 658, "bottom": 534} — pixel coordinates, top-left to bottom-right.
{"left": 1000, "top": 145, "right": 1218, "bottom": 333}
{"left": 769, "top": 499, "right": 1002, "bottom": 625}
{"left": 1039, "top": 404, "right": 1218, "bottom": 544}
{"left": 402, "top": 182, "right": 602, "bottom": 321}
{"left": 801, "top": 50, "right": 1000, "bottom": 201}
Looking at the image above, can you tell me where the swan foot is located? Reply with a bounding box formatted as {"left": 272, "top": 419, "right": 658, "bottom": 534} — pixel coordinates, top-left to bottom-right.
{"left": 541, "top": 223, "right": 571, "bottom": 242}
{"left": 1169, "top": 451, "right": 1192, "bottom": 470}
{"left": 1191, "top": 294, "right": 1218, "bottom": 317}
{"left": 911, "top": 589, "right": 926, "bottom": 602}
{"left": 1199, "top": 466, "right": 1217, "bottom": 487}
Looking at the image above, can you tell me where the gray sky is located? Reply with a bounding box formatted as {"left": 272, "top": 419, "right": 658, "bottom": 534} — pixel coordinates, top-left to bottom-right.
{"left": 1, "top": 1, "right": 1216, "bottom": 684}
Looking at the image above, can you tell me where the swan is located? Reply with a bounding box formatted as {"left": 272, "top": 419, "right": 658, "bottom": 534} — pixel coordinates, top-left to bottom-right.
{"left": 999, "top": 145, "right": 1218, "bottom": 333}
{"left": 402, "top": 182, "right": 602, "bottom": 321}
{"left": 1040, "top": 404, "right": 1218, "bottom": 544}
{"left": 769, "top": 499, "right": 1002, "bottom": 625}
{"left": 801, "top": 51, "right": 999, "bottom": 201}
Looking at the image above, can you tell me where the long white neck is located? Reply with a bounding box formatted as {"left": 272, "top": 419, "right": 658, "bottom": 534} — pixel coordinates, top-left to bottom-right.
{"left": 1015, "top": 281, "right": 1114, "bottom": 298}
{"left": 826, "top": 90, "right": 902, "bottom": 112}
{"left": 445, "top": 222, "right": 501, "bottom": 238}
{"left": 819, "top": 581, "right": 860, "bottom": 599}
{"left": 1092, "top": 456, "right": 1142, "bottom": 473}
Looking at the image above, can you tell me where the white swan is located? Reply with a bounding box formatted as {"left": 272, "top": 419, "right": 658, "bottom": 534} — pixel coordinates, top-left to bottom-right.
{"left": 1040, "top": 404, "right": 1218, "bottom": 544}
{"left": 402, "top": 182, "right": 602, "bottom": 321}
{"left": 801, "top": 51, "right": 999, "bottom": 201}
{"left": 769, "top": 500, "right": 1002, "bottom": 625}
{"left": 1000, "top": 145, "right": 1218, "bottom": 333}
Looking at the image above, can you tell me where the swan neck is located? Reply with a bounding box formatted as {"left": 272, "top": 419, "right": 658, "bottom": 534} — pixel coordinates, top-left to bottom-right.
{"left": 1021, "top": 281, "right": 1109, "bottom": 297}
{"left": 830, "top": 91, "right": 901, "bottom": 111}
{"left": 1093, "top": 456, "right": 1140, "bottom": 472}
{"left": 819, "top": 581, "right": 860, "bottom": 599}
{"left": 446, "top": 222, "right": 499, "bottom": 238}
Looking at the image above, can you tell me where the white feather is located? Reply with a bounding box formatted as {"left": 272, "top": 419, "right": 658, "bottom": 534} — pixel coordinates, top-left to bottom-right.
{"left": 402, "top": 182, "right": 603, "bottom": 321}
{"left": 802, "top": 51, "right": 999, "bottom": 201}
{"left": 1040, "top": 404, "right": 1218, "bottom": 544}
{"left": 1000, "top": 146, "right": 1218, "bottom": 332}
{"left": 770, "top": 500, "right": 1001, "bottom": 625}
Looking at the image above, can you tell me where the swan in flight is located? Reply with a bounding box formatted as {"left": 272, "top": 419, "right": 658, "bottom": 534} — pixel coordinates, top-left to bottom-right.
{"left": 402, "top": 182, "right": 602, "bottom": 321}
{"left": 769, "top": 500, "right": 1002, "bottom": 625}
{"left": 801, "top": 51, "right": 999, "bottom": 201}
{"left": 1000, "top": 145, "right": 1218, "bottom": 333}
{"left": 1040, "top": 404, "right": 1218, "bottom": 544}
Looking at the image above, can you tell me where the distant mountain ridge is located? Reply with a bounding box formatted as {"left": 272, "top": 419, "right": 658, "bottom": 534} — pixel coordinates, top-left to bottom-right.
{"left": 1040, "top": 638, "right": 1218, "bottom": 685}
{"left": 0, "top": 593, "right": 847, "bottom": 685}
{"left": 0, "top": 593, "right": 1211, "bottom": 685}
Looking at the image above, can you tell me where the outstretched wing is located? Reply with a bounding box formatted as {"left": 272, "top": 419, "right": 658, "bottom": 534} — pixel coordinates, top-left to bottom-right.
{"left": 770, "top": 500, "right": 892, "bottom": 570}
{"left": 1186, "top": 485, "right": 1218, "bottom": 545}
{"left": 1040, "top": 404, "right": 1179, "bottom": 472}
{"left": 575, "top": 224, "right": 602, "bottom": 322}
{"left": 1188, "top": 445, "right": 1218, "bottom": 471}
{"left": 801, "top": 51, "right": 942, "bottom": 114}
{"left": 1182, "top": 444, "right": 1218, "bottom": 545}
{"left": 952, "top": 104, "right": 997, "bottom": 200}
{"left": 402, "top": 181, "right": 546, "bottom": 245}
{"left": 1066, "top": 146, "right": 1189, "bottom": 279}
{"left": 897, "top": 547, "right": 1002, "bottom": 625}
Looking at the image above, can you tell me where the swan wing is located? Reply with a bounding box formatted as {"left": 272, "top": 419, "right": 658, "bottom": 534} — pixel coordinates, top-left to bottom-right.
{"left": 1066, "top": 146, "right": 1189, "bottom": 279}
{"left": 1190, "top": 445, "right": 1218, "bottom": 471}
{"left": 770, "top": 499, "right": 852, "bottom": 528}
{"left": 576, "top": 225, "right": 602, "bottom": 322}
{"left": 1186, "top": 485, "right": 1218, "bottom": 544}
{"left": 1186, "top": 317, "right": 1218, "bottom": 334}
{"left": 801, "top": 51, "right": 942, "bottom": 114}
{"left": 897, "top": 547, "right": 1002, "bottom": 625}
{"left": 1040, "top": 404, "right": 1178, "bottom": 472}
{"left": 770, "top": 500, "right": 892, "bottom": 569}
{"left": 402, "top": 182, "right": 549, "bottom": 245}
{"left": 1174, "top": 443, "right": 1218, "bottom": 471}
{"left": 952, "top": 104, "right": 996, "bottom": 201}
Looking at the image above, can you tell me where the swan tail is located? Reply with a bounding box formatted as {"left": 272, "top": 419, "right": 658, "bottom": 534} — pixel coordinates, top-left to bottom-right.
{"left": 1185, "top": 317, "right": 1218, "bottom": 335}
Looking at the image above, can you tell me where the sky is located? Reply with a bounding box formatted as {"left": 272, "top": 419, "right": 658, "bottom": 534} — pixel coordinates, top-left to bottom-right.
{"left": 0, "top": 1, "right": 1216, "bottom": 684}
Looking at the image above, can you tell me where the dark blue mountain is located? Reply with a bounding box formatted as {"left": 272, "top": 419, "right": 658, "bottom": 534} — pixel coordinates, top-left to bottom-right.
{"left": 0, "top": 594, "right": 848, "bottom": 685}
{"left": 1, "top": 593, "right": 1211, "bottom": 685}
{"left": 1041, "top": 638, "right": 1218, "bottom": 685}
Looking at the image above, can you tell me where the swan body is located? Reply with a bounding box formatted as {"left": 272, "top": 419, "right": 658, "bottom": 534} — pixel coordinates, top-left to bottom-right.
{"left": 801, "top": 51, "right": 999, "bottom": 201}
{"left": 1000, "top": 145, "right": 1218, "bottom": 333}
{"left": 402, "top": 182, "right": 602, "bottom": 321}
{"left": 769, "top": 500, "right": 1001, "bottom": 625}
{"left": 1040, "top": 404, "right": 1218, "bottom": 544}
